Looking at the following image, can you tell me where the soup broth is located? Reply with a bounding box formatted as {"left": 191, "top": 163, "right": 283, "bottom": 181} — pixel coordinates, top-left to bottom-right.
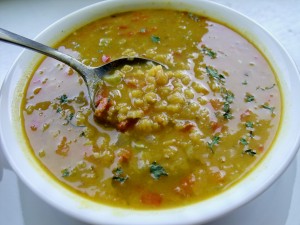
{"left": 22, "top": 10, "right": 281, "bottom": 209}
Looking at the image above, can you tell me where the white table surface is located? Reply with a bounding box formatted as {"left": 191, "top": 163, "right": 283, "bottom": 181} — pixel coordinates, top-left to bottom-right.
{"left": 0, "top": 0, "right": 299, "bottom": 224}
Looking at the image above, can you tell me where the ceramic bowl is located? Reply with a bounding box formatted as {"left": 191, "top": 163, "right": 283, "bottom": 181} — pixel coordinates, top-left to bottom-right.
{"left": 1, "top": 0, "right": 300, "bottom": 224}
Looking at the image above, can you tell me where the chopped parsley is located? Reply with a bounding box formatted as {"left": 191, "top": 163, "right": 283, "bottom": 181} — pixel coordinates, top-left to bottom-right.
{"left": 245, "top": 93, "right": 255, "bottom": 102}
{"left": 201, "top": 46, "right": 217, "bottom": 59}
{"left": 261, "top": 104, "right": 275, "bottom": 114}
{"left": 256, "top": 83, "right": 276, "bottom": 91}
{"left": 249, "top": 130, "right": 255, "bottom": 138}
{"left": 56, "top": 107, "right": 62, "bottom": 113}
{"left": 140, "top": 28, "right": 146, "bottom": 33}
{"left": 245, "top": 121, "right": 254, "bottom": 128}
{"left": 151, "top": 35, "right": 160, "bottom": 43}
{"left": 244, "top": 149, "right": 257, "bottom": 156}
{"left": 240, "top": 138, "right": 248, "bottom": 146}
{"left": 242, "top": 80, "right": 248, "bottom": 85}
{"left": 188, "top": 12, "right": 201, "bottom": 22}
{"left": 59, "top": 94, "right": 68, "bottom": 104}
{"left": 208, "top": 135, "right": 220, "bottom": 152}
{"left": 222, "top": 91, "right": 234, "bottom": 120}
{"left": 63, "top": 112, "right": 74, "bottom": 125}
{"left": 150, "top": 162, "right": 168, "bottom": 180}
{"left": 67, "top": 113, "right": 74, "bottom": 121}
{"left": 61, "top": 168, "right": 70, "bottom": 177}
{"left": 223, "top": 91, "right": 234, "bottom": 104}
{"left": 223, "top": 103, "right": 232, "bottom": 119}
{"left": 112, "top": 167, "right": 128, "bottom": 184}
{"left": 206, "top": 66, "right": 225, "bottom": 84}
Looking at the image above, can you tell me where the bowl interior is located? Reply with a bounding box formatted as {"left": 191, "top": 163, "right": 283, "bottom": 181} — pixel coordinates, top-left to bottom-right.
{"left": 1, "top": 0, "right": 300, "bottom": 224}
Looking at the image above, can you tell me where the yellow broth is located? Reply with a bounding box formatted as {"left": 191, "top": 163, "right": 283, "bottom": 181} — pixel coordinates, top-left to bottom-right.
{"left": 22, "top": 10, "right": 281, "bottom": 209}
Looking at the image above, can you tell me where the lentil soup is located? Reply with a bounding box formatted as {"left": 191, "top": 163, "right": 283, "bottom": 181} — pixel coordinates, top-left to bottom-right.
{"left": 22, "top": 10, "right": 281, "bottom": 209}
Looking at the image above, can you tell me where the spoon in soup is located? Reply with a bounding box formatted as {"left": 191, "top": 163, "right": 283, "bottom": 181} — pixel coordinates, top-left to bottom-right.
{"left": 0, "top": 28, "right": 166, "bottom": 110}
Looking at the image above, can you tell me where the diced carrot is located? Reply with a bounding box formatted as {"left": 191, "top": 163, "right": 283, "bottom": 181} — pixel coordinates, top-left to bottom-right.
{"left": 118, "top": 25, "right": 128, "bottom": 30}
{"left": 117, "top": 120, "right": 129, "bottom": 132}
{"left": 94, "top": 93, "right": 105, "bottom": 107}
{"left": 117, "top": 30, "right": 136, "bottom": 37}
{"left": 172, "top": 51, "right": 182, "bottom": 58}
{"left": 211, "top": 121, "right": 222, "bottom": 132}
{"left": 117, "top": 118, "right": 138, "bottom": 132}
{"left": 140, "top": 192, "right": 162, "bottom": 206}
{"left": 127, "top": 31, "right": 135, "bottom": 36}
{"left": 94, "top": 87, "right": 109, "bottom": 105}
{"left": 94, "top": 97, "right": 111, "bottom": 118}
{"left": 117, "top": 148, "right": 132, "bottom": 163}
{"left": 258, "top": 144, "right": 264, "bottom": 152}
{"left": 181, "top": 122, "right": 195, "bottom": 132}
{"left": 102, "top": 55, "right": 111, "bottom": 63}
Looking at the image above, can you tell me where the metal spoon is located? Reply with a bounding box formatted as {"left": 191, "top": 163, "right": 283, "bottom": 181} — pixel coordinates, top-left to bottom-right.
{"left": 0, "top": 28, "right": 166, "bottom": 109}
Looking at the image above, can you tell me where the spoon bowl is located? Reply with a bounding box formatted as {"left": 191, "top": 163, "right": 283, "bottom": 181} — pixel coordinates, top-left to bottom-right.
{"left": 0, "top": 28, "right": 166, "bottom": 109}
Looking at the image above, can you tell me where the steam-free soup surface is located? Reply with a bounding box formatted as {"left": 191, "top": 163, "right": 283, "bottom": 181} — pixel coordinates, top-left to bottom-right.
{"left": 22, "top": 10, "right": 281, "bottom": 209}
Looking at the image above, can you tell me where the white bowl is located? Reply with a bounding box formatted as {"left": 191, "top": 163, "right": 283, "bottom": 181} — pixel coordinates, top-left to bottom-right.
{"left": 1, "top": 0, "right": 300, "bottom": 224}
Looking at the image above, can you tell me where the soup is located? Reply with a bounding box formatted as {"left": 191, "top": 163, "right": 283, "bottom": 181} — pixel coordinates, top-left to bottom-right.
{"left": 21, "top": 10, "right": 281, "bottom": 209}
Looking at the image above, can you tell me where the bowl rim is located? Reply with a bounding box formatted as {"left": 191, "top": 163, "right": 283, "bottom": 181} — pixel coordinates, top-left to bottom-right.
{"left": 1, "top": 0, "right": 300, "bottom": 224}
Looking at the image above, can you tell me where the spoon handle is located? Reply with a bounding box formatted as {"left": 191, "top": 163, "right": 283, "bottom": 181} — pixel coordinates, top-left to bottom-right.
{"left": 0, "top": 28, "right": 87, "bottom": 75}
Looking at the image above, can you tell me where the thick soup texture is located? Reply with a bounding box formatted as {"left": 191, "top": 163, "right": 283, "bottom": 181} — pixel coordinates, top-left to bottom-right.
{"left": 22, "top": 10, "right": 281, "bottom": 209}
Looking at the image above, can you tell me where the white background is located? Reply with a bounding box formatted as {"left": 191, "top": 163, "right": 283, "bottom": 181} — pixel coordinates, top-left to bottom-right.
{"left": 0, "top": 0, "right": 300, "bottom": 224}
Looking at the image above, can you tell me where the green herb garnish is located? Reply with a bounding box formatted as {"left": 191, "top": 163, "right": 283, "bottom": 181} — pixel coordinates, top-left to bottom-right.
{"left": 112, "top": 167, "right": 128, "bottom": 184}
{"left": 206, "top": 66, "right": 225, "bottom": 84}
{"left": 242, "top": 80, "right": 248, "bottom": 85}
{"left": 245, "top": 93, "right": 255, "bottom": 102}
{"left": 257, "top": 83, "right": 276, "bottom": 91}
{"left": 67, "top": 113, "right": 74, "bottom": 121}
{"left": 201, "top": 46, "right": 217, "bottom": 59}
{"left": 63, "top": 112, "right": 74, "bottom": 125}
{"left": 224, "top": 91, "right": 234, "bottom": 104}
{"left": 244, "top": 149, "right": 256, "bottom": 156}
{"left": 222, "top": 91, "right": 234, "bottom": 120}
{"left": 59, "top": 94, "right": 68, "bottom": 104}
{"left": 188, "top": 12, "right": 201, "bottom": 22}
{"left": 61, "top": 168, "right": 70, "bottom": 177}
{"left": 140, "top": 28, "right": 146, "bottom": 33}
{"left": 249, "top": 131, "right": 255, "bottom": 138}
{"left": 208, "top": 135, "right": 220, "bottom": 152}
{"left": 151, "top": 35, "right": 160, "bottom": 43}
{"left": 150, "top": 162, "right": 168, "bottom": 180}
{"left": 245, "top": 121, "right": 254, "bottom": 128}
{"left": 240, "top": 138, "right": 248, "bottom": 146}
{"left": 261, "top": 104, "right": 275, "bottom": 114}
{"left": 223, "top": 103, "right": 233, "bottom": 119}
{"left": 56, "top": 107, "right": 62, "bottom": 113}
